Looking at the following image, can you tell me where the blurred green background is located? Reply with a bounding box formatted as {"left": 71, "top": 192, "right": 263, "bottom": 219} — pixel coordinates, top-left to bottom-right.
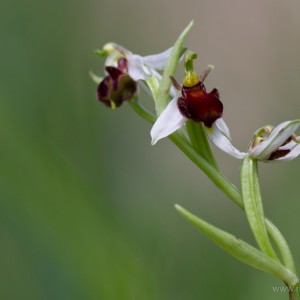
{"left": 1, "top": 0, "right": 300, "bottom": 299}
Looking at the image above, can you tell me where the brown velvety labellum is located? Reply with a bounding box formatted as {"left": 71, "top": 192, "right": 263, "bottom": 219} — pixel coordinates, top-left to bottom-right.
{"left": 178, "top": 82, "right": 223, "bottom": 127}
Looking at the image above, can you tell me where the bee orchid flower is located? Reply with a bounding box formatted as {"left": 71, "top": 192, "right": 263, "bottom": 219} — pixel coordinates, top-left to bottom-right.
{"left": 207, "top": 120, "right": 300, "bottom": 162}
{"left": 247, "top": 120, "right": 300, "bottom": 162}
{"left": 150, "top": 53, "right": 246, "bottom": 159}
{"left": 95, "top": 43, "right": 174, "bottom": 108}
{"left": 96, "top": 57, "right": 137, "bottom": 109}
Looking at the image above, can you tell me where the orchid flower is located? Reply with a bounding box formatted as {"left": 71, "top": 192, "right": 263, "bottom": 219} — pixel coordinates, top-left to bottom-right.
{"left": 247, "top": 120, "right": 300, "bottom": 161}
{"left": 95, "top": 43, "right": 174, "bottom": 108}
{"left": 150, "top": 52, "right": 247, "bottom": 159}
{"left": 204, "top": 120, "right": 300, "bottom": 162}
{"left": 96, "top": 57, "right": 137, "bottom": 109}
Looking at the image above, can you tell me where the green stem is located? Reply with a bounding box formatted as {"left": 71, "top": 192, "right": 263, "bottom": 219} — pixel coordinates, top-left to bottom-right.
{"left": 185, "top": 120, "right": 218, "bottom": 169}
{"left": 290, "top": 283, "right": 300, "bottom": 300}
{"left": 169, "top": 132, "right": 242, "bottom": 205}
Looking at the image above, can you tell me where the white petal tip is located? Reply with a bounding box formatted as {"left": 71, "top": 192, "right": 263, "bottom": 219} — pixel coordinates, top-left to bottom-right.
{"left": 207, "top": 123, "right": 246, "bottom": 159}
{"left": 151, "top": 139, "right": 157, "bottom": 146}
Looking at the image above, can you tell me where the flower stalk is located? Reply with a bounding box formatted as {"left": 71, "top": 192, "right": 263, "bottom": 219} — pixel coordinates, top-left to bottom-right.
{"left": 185, "top": 120, "right": 218, "bottom": 169}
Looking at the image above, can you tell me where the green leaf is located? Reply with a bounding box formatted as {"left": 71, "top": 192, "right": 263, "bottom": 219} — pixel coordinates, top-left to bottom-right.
{"left": 241, "top": 155, "right": 278, "bottom": 260}
{"left": 155, "top": 20, "right": 194, "bottom": 115}
{"left": 175, "top": 204, "right": 299, "bottom": 287}
{"left": 265, "top": 218, "right": 297, "bottom": 274}
{"left": 129, "top": 96, "right": 156, "bottom": 124}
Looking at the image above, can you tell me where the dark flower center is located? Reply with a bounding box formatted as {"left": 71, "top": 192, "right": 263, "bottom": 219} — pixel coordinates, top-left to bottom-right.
{"left": 96, "top": 58, "right": 137, "bottom": 108}
{"left": 177, "top": 82, "right": 223, "bottom": 127}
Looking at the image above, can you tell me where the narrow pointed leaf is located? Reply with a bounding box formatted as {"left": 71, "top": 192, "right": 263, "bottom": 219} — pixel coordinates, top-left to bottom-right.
{"left": 265, "top": 218, "right": 297, "bottom": 274}
{"left": 241, "top": 155, "right": 278, "bottom": 260}
{"left": 155, "top": 21, "right": 194, "bottom": 115}
{"left": 175, "top": 204, "right": 298, "bottom": 287}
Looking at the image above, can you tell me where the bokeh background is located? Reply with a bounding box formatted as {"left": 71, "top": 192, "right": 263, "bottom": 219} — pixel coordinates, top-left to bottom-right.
{"left": 1, "top": 0, "right": 300, "bottom": 299}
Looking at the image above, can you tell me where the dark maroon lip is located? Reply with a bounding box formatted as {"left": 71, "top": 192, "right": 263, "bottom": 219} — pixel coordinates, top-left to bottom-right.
{"left": 96, "top": 58, "right": 137, "bottom": 108}
{"left": 177, "top": 81, "right": 223, "bottom": 127}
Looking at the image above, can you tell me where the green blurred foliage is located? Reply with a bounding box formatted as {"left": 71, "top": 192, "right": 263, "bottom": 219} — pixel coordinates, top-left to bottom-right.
{"left": 1, "top": 0, "right": 300, "bottom": 299}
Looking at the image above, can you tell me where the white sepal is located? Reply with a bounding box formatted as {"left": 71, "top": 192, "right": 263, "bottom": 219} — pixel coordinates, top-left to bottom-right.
{"left": 127, "top": 54, "right": 152, "bottom": 81}
{"left": 141, "top": 47, "right": 173, "bottom": 70}
{"left": 151, "top": 97, "right": 186, "bottom": 145}
{"left": 215, "top": 118, "right": 231, "bottom": 140}
{"left": 206, "top": 120, "right": 246, "bottom": 159}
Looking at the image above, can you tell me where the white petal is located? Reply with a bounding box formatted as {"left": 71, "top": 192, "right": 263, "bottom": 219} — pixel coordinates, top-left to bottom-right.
{"left": 127, "top": 54, "right": 152, "bottom": 81}
{"left": 150, "top": 97, "right": 186, "bottom": 145}
{"left": 277, "top": 139, "right": 298, "bottom": 151}
{"left": 249, "top": 120, "right": 300, "bottom": 160}
{"left": 141, "top": 47, "right": 173, "bottom": 70}
{"left": 206, "top": 121, "right": 246, "bottom": 159}
{"left": 215, "top": 118, "right": 231, "bottom": 140}
{"left": 275, "top": 144, "right": 300, "bottom": 161}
